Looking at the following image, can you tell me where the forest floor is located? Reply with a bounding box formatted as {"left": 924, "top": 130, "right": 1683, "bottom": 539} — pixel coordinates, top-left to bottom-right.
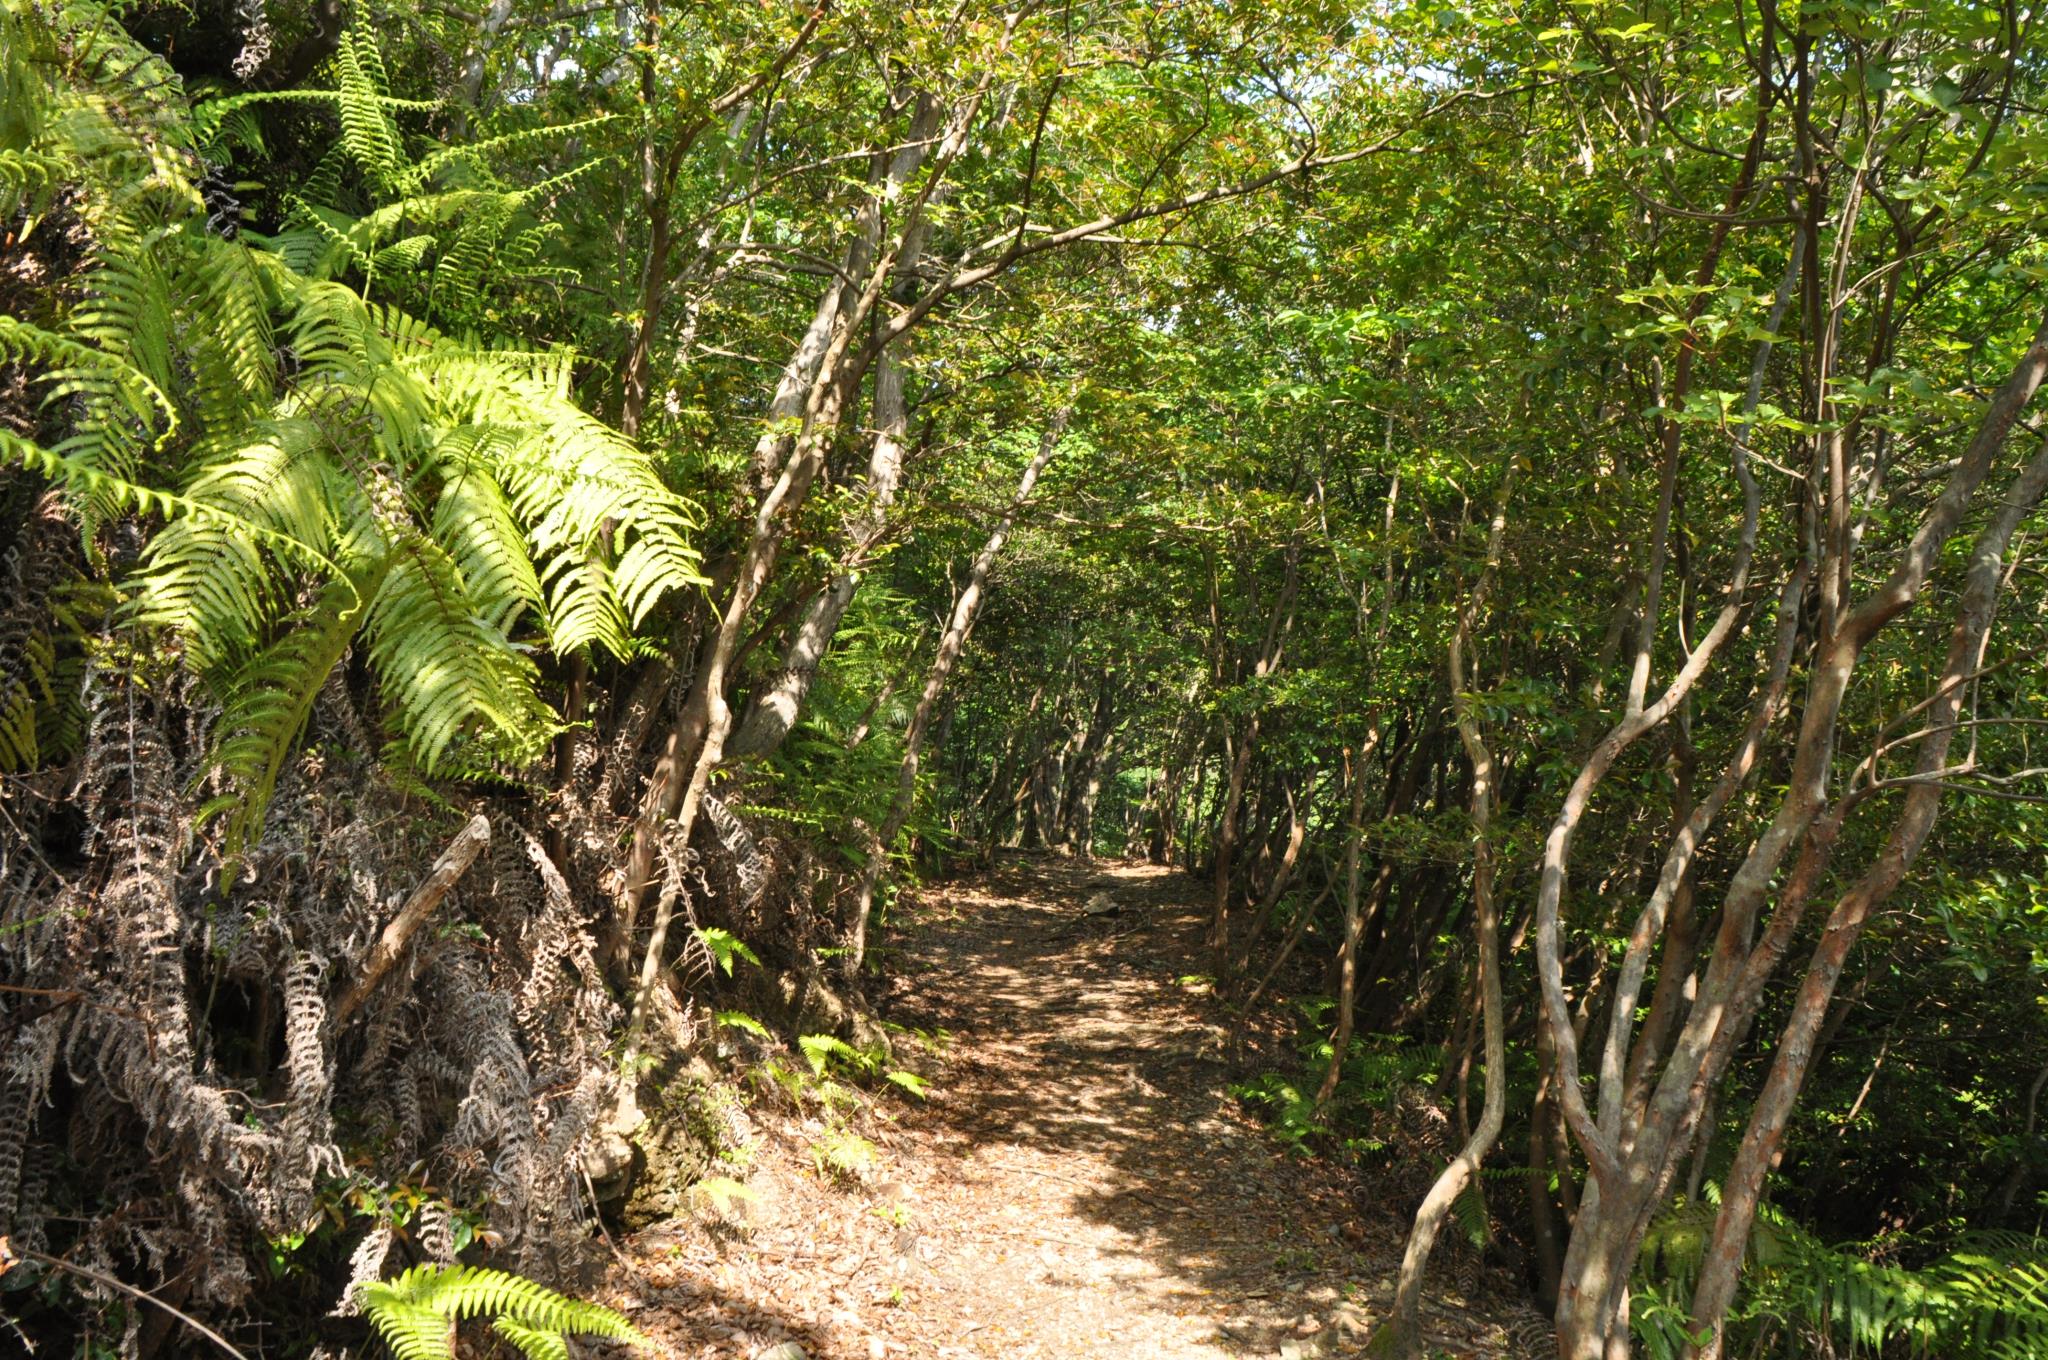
{"left": 600, "top": 854, "right": 1542, "bottom": 1360}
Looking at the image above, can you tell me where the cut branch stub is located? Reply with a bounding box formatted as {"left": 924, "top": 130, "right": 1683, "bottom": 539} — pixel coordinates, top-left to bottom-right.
{"left": 334, "top": 814, "right": 491, "bottom": 1027}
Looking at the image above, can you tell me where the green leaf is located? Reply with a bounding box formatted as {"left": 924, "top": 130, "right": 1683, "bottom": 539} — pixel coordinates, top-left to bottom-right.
{"left": 885, "top": 1070, "right": 932, "bottom": 1099}
{"left": 694, "top": 926, "right": 762, "bottom": 976}
{"left": 716, "top": 1009, "right": 770, "bottom": 1037}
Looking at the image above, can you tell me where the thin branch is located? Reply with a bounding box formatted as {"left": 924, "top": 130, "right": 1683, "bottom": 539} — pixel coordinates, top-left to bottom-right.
{"left": 1, "top": 1242, "right": 251, "bottom": 1360}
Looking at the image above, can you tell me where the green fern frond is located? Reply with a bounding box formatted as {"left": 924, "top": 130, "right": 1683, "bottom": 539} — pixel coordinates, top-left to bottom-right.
{"left": 130, "top": 423, "right": 344, "bottom": 662}
{"left": 0, "top": 147, "right": 64, "bottom": 217}
{"left": 811, "top": 1127, "right": 880, "bottom": 1181}
{"left": 279, "top": 198, "right": 373, "bottom": 277}
{"left": 511, "top": 152, "right": 616, "bottom": 209}
{"left": 1450, "top": 1178, "right": 1492, "bottom": 1250}
{"left": 403, "top": 113, "right": 616, "bottom": 191}
{"left": 188, "top": 87, "right": 438, "bottom": 153}
{"left": 426, "top": 194, "right": 515, "bottom": 319}
{"left": 366, "top": 529, "right": 557, "bottom": 773}
{"left": 346, "top": 187, "right": 512, "bottom": 253}
{"left": 432, "top": 450, "right": 545, "bottom": 631}
{"left": 0, "top": 313, "right": 176, "bottom": 443}
{"left": 373, "top": 233, "right": 437, "bottom": 274}
{"left": 69, "top": 232, "right": 179, "bottom": 402}
{"left": 429, "top": 359, "right": 706, "bottom": 650}
{"left": 5, "top": 1, "right": 695, "bottom": 843}
{"left": 1638, "top": 1203, "right": 2048, "bottom": 1360}
{"left": 181, "top": 234, "right": 278, "bottom": 412}
{"left": 0, "top": 622, "right": 53, "bottom": 772}
{"left": 358, "top": 1294, "right": 453, "bottom": 1360}
{"left": 2, "top": 429, "right": 348, "bottom": 586}
{"left": 203, "top": 569, "right": 379, "bottom": 855}
{"left": 335, "top": 25, "right": 405, "bottom": 190}
{"left": 359, "top": 1263, "right": 645, "bottom": 1360}
{"left": 492, "top": 1317, "right": 572, "bottom": 1360}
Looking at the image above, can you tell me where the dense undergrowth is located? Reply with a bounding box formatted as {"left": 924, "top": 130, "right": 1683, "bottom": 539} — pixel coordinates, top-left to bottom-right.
{"left": 4, "top": 0, "right": 2048, "bottom": 1356}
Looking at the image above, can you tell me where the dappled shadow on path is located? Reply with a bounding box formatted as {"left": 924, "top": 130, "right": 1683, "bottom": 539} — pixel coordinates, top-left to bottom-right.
{"left": 865, "top": 852, "right": 1537, "bottom": 1360}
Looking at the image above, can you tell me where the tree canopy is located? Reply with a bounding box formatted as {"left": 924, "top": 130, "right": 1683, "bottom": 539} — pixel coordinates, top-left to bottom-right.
{"left": 3, "top": 0, "right": 2047, "bottom": 1355}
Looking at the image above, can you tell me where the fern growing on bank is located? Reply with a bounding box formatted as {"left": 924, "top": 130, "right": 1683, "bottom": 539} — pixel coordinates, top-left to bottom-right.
{"left": 1634, "top": 1195, "right": 2048, "bottom": 1359}
{"left": 359, "top": 1263, "right": 646, "bottom": 1360}
{"left": 0, "top": 0, "right": 702, "bottom": 841}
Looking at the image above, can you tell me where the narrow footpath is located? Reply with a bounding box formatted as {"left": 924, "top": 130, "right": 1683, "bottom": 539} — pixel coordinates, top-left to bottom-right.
{"left": 610, "top": 856, "right": 1542, "bottom": 1359}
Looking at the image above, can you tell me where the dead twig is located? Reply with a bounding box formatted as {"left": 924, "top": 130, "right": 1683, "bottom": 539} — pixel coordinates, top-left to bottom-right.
{"left": 0, "top": 1238, "right": 251, "bottom": 1360}
{"left": 334, "top": 814, "right": 491, "bottom": 1026}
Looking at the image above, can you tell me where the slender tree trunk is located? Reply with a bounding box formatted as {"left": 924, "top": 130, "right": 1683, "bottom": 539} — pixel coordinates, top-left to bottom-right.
{"left": 1150, "top": 680, "right": 1206, "bottom": 864}
{"left": 1375, "top": 459, "right": 1512, "bottom": 1360}
{"left": 724, "top": 342, "right": 908, "bottom": 759}
{"left": 1527, "top": 1017, "right": 1567, "bottom": 1312}
{"left": 1057, "top": 675, "right": 1117, "bottom": 850}
{"left": 1234, "top": 878, "right": 1333, "bottom": 1055}
{"left": 1211, "top": 543, "right": 1299, "bottom": 968}
{"left": 1181, "top": 741, "right": 1213, "bottom": 875}
{"left": 1209, "top": 720, "right": 1253, "bottom": 949}
{"left": 1684, "top": 434, "right": 2048, "bottom": 1359}
{"left": 1554, "top": 307, "right": 2048, "bottom": 1360}
{"left": 844, "top": 409, "right": 1071, "bottom": 977}
{"left": 1314, "top": 752, "right": 1373, "bottom": 1113}
{"left": 1996, "top": 1061, "right": 2048, "bottom": 1222}
{"left": 1232, "top": 776, "right": 1315, "bottom": 982}
{"left": 614, "top": 84, "right": 979, "bottom": 979}
{"left": 726, "top": 124, "right": 943, "bottom": 758}
{"left": 1067, "top": 729, "right": 1116, "bottom": 859}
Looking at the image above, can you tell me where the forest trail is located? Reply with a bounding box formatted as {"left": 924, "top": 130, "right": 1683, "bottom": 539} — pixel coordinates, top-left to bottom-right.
{"left": 611, "top": 855, "right": 1535, "bottom": 1360}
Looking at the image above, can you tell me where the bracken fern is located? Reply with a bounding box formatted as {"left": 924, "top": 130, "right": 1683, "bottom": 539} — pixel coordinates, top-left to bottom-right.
{"left": 1635, "top": 1195, "right": 2048, "bottom": 1359}
{"left": 0, "top": 0, "right": 703, "bottom": 851}
{"left": 357, "top": 1262, "right": 646, "bottom": 1360}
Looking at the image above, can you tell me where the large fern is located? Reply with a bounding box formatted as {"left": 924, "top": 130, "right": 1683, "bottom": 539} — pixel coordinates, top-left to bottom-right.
{"left": 0, "top": 0, "right": 702, "bottom": 844}
{"left": 1635, "top": 1195, "right": 2048, "bottom": 1359}
{"left": 358, "top": 1263, "right": 646, "bottom": 1360}
{"left": 232, "top": 20, "right": 615, "bottom": 333}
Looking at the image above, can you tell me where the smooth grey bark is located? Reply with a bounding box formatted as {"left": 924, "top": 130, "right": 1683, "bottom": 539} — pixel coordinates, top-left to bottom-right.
{"left": 726, "top": 138, "right": 945, "bottom": 761}
{"left": 1553, "top": 307, "right": 2048, "bottom": 1360}
{"left": 743, "top": 92, "right": 939, "bottom": 494}
{"left": 728, "top": 322, "right": 916, "bottom": 758}
{"left": 615, "top": 84, "right": 964, "bottom": 955}
{"left": 617, "top": 82, "right": 997, "bottom": 1067}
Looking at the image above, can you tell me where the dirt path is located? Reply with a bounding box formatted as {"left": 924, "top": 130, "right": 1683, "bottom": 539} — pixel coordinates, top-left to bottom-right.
{"left": 612, "top": 856, "right": 1537, "bottom": 1359}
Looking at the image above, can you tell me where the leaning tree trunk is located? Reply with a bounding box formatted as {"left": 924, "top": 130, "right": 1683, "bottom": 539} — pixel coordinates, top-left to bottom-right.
{"left": 1066, "top": 728, "right": 1116, "bottom": 859}
{"left": 1684, "top": 433, "right": 2048, "bottom": 1360}
{"left": 724, "top": 335, "right": 913, "bottom": 759}
{"left": 725, "top": 133, "right": 943, "bottom": 759}
{"left": 612, "top": 83, "right": 994, "bottom": 1056}
{"left": 1552, "top": 307, "right": 2048, "bottom": 1360}
{"left": 1374, "top": 463, "right": 1511, "bottom": 1358}
{"left": 843, "top": 409, "right": 1071, "bottom": 978}
{"left": 1148, "top": 683, "right": 1204, "bottom": 863}
{"left": 615, "top": 90, "right": 943, "bottom": 949}
{"left": 1056, "top": 676, "right": 1117, "bottom": 853}
{"left": 1230, "top": 775, "right": 1314, "bottom": 983}
{"left": 1210, "top": 542, "right": 1299, "bottom": 968}
{"left": 1312, "top": 751, "right": 1372, "bottom": 1114}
